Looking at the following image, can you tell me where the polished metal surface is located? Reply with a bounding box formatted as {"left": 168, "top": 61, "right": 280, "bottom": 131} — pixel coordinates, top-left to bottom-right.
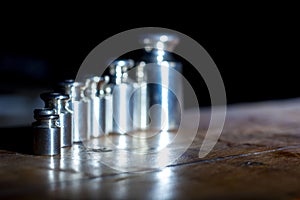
{"left": 32, "top": 108, "right": 60, "bottom": 156}
{"left": 85, "top": 76, "right": 110, "bottom": 137}
{"left": 33, "top": 108, "right": 56, "bottom": 117}
{"left": 141, "top": 33, "right": 179, "bottom": 52}
{"left": 57, "top": 79, "right": 75, "bottom": 111}
{"left": 98, "top": 92, "right": 113, "bottom": 134}
{"left": 111, "top": 83, "right": 133, "bottom": 134}
{"left": 40, "top": 92, "right": 72, "bottom": 147}
{"left": 143, "top": 61, "right": 182, "bottom": 131}
{"left": 135, "top": 33, "right": 183, "bottom": 131}
{"left": 84, "top": 76, "right": 100, "bottom": 138}
{"left": 72, "top": 82, "right": 89, "bottom": 142}
{"left": 108, "top": 60, "right": 134, "bottom": 134}
{"left": 95, "top": 76, "right": 111, "bottom": 136}
{"left": 56, "top": 79, "right": 75, "bottom": 141}
{"left": 132, "top": 62, "right": 149, "bottom": 130}
{"left": 57, "top": 79, "right": 75, "bottom": 93}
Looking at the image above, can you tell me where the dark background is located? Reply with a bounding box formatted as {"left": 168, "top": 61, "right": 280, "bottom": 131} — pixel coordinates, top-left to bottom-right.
{"left": 0, "top": 4, "right": 299, "bottom": 107}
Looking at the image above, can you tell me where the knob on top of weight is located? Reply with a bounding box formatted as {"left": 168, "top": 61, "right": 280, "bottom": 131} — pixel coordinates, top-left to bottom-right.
{"left": 109, "top": 59, "right": 134, "bottom": 76}
{"left": 140, "top": 33, "right": 179, "bottom": 52}
{"left": 40, "top": 92, "right": 69, "bottom": 101}
{"left": 97, "top": 76, "right": 110, "bottom": 91}
{"left": 33, "top": 108, "right": 59, "bottom": 120}
{"left": 58, "top": 79, "right": 75, "bottom": 87}
{"left": 56, "top": 79, "right": 75, "bottom": 95}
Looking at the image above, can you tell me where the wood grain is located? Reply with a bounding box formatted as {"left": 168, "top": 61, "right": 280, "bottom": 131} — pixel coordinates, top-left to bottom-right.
{"left": 1, "top": 98, "right": 300, "bottom": 199}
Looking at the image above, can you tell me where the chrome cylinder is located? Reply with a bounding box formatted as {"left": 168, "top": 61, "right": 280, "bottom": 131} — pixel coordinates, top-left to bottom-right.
{"left": 108, "top": 60, "right": 134, "bottom": 134}
{"left": 72, "top": 82, "right": 90, "bottom": 142}
{"left": 132, "top": 62, "right": 150, "bottom": 130}
{"left": 145, "top": 61, "right": 182, "bottom": 131}
{"left": 91, "top": 76, "right": 110, "bottom": 136}
{"left": 111, "top": 82, "right": 133, "bottom": 134}
{"left": 135, "top": 33, "right": 183, "bottom": 131}
{"left": 40, "top": 92, "right": 72, "bottom": 147}
{"left": 56, "top": 79, "right": 75, "bottom": 141}
{"left": 85, "top": 76, "right": 110, "bottom": 137}
{"left": 98, "top": 84, "right": 113, "bottom": 135}
{"left": 32, "top": 108, "right": 60, "bottom": 156}
{"left": 84, "top": 77, "right": 98, "bottom": 138}
{"left": 57, "top": 79, "right": 74, "bottom": 111}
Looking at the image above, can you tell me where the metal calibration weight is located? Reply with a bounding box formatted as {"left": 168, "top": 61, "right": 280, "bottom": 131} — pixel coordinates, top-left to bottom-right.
{"left": 96, "top": 76, "right": 112, "bottom": 136}
{"left": 40, "top": 92, "right": 72, "bottom": 147}
{"left": 107, "top": 59, "right": 135, "bottom": 134}
{"left": 56, "top": 80, "right": 90, "bottom": 142}
{"left": 32, "top": 108, "right": 60, "bottom": 156}
{"left": 72, "top": 82, "right": 90, "bottom": 142}
{"left": 85, "top": 76, "right": 110, "bottom": 137}
{"left": 134, "top": 33, "right": 183, "bottom": 131}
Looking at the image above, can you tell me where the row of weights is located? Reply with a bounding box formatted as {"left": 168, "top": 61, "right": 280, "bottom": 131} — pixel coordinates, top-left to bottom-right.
{"left": 32, "top": 60, "right": 132, "bottom": 156}
{"left": 32, "top": 33, "right": 183, "bottom": 156}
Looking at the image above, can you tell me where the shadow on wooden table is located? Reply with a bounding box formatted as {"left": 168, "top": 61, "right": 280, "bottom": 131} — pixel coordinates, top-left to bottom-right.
{"left": 0, "top": 126, "right": 34, "bottom": 154}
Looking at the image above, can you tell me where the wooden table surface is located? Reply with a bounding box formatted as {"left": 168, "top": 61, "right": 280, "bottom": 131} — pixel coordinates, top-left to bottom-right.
{"left": 1, "top": 99, "right": 300, "bottom": 199}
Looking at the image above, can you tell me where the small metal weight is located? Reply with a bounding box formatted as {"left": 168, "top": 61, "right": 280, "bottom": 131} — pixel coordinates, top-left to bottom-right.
{"left": 108, "top": 60, "right": 134, "bottom": 134}
{"left": 32, "top": 108, "right": 60, "bottom": 156}
{"left": 40, "top": 92, "right": 72, "bottom": 147}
